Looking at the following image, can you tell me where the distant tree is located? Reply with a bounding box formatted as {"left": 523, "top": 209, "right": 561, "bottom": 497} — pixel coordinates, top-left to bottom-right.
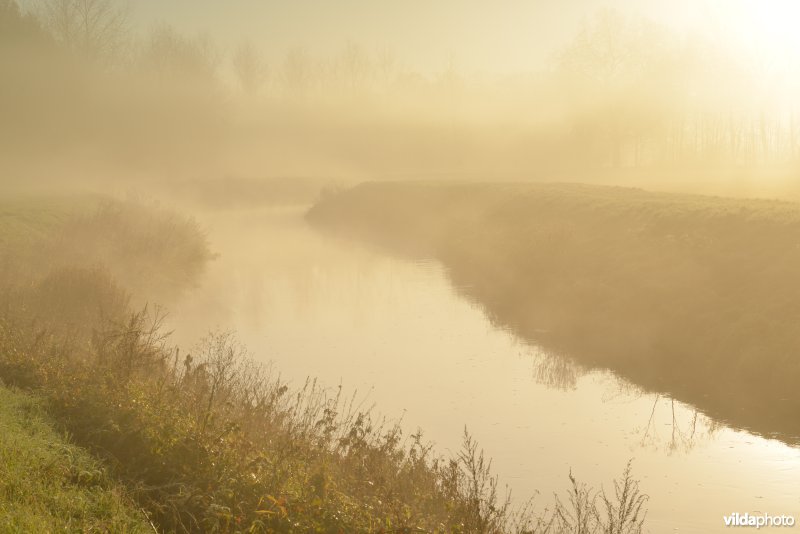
{"left": 282, "top": 47, "right": 310, "bottom": 95}
{"left": 556, "top": 9, "right": 678, "bottom": 167}
{"left": 39, "top": 0, "right": 128, "bottom": 64}
{"left": 338, "top": 41, "right": 371, "bottom": 91}
{"left": 375, "top": 46, "right": 397, "bottom": 88}
{"left": 558, "top": 9, "right": 632, "bottom": 88}
{"left": 232, "top": 39, "right": 267, "bottom": 96}
{"left": 140, "top": 25, "right": 218, "bottom": 84}
{"left": 0, "top": 0, "right": 50, "bottom": 48}
{"left": 439, "top": 53, "right": 462, "bottom": 93}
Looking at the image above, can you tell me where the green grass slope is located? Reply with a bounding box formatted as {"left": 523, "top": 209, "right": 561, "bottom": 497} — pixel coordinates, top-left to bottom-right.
{"left": 0, "top": 383, "right": 151, "bottom": 533}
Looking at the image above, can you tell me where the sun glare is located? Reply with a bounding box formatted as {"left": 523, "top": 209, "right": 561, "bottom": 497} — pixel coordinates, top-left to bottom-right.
{"left": 725, "top": 0, "right": 800, "bottom": 65}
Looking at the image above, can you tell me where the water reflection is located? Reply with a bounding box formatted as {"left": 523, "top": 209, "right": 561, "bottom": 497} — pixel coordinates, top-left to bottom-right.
{"left": 524, "top": 327, "right": 720, "bottom": 454}
{"left": 169, "top": 207, "right": 800, "bottom": 534}
{"left": 529, "top": 349, "right": 580, "bottom": 390}
{"left": 637, "top": 394, "right": 723, "bottom": 454}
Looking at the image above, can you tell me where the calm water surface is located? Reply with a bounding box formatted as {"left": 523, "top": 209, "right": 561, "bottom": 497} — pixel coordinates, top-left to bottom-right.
{"left": 170, "top": 206, "right": 800, "bottom": 533}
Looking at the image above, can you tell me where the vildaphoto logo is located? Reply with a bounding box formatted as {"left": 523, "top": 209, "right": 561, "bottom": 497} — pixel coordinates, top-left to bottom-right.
{"left": 723, "top": 512, "right": 796, "bottom": 528}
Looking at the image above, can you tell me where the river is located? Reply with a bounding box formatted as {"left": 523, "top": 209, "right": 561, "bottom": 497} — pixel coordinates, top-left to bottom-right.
{"left": 168, "top": 205, "right": 800, "bottom": 533}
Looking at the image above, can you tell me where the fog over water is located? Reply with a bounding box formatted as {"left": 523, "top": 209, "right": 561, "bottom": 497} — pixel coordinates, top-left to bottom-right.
{"left": 167, "top": 207, "right": 800, "bottom": 534}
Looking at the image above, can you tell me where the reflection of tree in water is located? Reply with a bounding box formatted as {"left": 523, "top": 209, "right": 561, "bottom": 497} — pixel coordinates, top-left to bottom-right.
{"left": 638, "top": 394, "right": 723, "bottom": 453}
{"left": 590, "top": 372, "right": 724, "bottom": 453}
{"left": 525, "top": 347, "right": 724, "bottom": 453}
{"left": 528, "top": 348, "right": 582, "bottom": 390}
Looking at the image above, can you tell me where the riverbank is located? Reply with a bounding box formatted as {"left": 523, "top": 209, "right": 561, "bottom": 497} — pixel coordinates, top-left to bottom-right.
{"left": 0, "top": 383, "right": 151, "bottom": 531}
{"left": 308, "top": 181, "right": 800, "bottom": 443}
{"left": 0, "top": 194, "right": 647, "bottom": 533}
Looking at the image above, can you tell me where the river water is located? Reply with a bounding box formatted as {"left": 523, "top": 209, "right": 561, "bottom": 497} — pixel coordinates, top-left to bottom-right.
{"left": 169, "top": 206, "right": 800, "bottom": 533}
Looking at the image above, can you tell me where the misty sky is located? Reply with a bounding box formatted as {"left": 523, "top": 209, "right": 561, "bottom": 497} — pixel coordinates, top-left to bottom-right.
{"left": 127, "top": 0, "right": 709, "bottom": 74}
{"left": 18, "top": 0, "right": 798, "bottom": 75}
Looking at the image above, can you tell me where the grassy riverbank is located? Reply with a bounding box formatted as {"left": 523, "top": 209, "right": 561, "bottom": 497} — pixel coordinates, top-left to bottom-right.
{"left": 308, "top": 181, "right": 800, "bottom": 443}
{"left": 0, "top": 384, "right": 151, "bottom": 532}
{"left": 0, "top": 195, "right": 647, "bottom": 533}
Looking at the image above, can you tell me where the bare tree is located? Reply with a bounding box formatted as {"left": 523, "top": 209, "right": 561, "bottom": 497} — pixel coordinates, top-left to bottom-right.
{"left": 40, "top": 0, "right": 129, "bottom": 63}
{"left": 338, "top": 40, "right": 371, "bottom": 91}
{"left": 232, "top": 39, "right": 267, "bottom": 96}
{"left": 282, "top": 47, "right": 311, "bottom": 96}
{"left": 140, "top": 25, "right": 218, "bottom": 84}
{"left": 375, "top": 46, "right": 397, "bottom": 88}
{"left": 556, "top": 9, "right": 679, "bottom": 167}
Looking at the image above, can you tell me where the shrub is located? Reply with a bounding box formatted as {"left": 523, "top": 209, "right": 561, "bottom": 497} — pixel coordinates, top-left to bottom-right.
{"left": 0, "top": 279, "right": 646, "bottom": 533}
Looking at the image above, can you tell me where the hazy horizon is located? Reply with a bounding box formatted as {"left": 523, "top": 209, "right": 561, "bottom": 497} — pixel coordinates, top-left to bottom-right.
{"left": 17, "top": 0, "right": 800, "bottom": 77}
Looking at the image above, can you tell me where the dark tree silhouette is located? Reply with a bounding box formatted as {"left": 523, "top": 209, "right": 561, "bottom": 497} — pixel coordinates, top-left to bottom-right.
{"left": 0, "top": 0, "right": 50, "bottom": 48}
{"left": 40, "top": 0, "right": 129, "bottom": 64}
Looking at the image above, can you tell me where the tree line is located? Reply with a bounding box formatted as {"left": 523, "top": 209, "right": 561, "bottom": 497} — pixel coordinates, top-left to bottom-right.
{"left": 3, "top": 0, "right": 797, "bottom": 178}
